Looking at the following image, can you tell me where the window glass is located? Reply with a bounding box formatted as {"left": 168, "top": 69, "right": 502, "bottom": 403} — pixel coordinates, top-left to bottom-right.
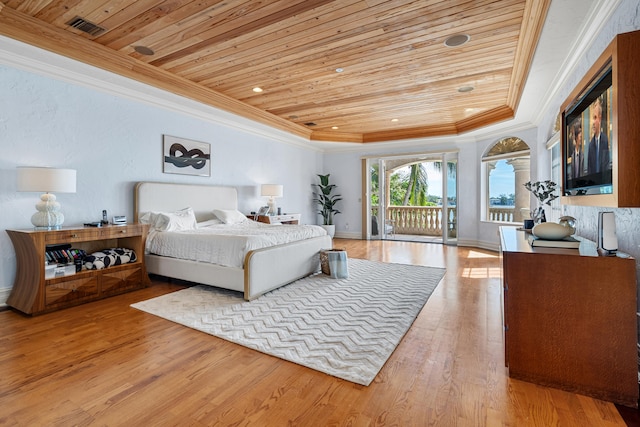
{"left": 483, "top": 137, "right": 530, "bottom": 223}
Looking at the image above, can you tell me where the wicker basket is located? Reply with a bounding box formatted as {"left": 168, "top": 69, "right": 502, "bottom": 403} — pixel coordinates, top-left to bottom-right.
{"left": 320, "top": 248, "right": 346, "bottom": 275}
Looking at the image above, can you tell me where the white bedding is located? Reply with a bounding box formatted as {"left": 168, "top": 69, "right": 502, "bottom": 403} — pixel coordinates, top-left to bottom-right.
{"left": 146, "top": 220, "right": 328, "bottom": 268}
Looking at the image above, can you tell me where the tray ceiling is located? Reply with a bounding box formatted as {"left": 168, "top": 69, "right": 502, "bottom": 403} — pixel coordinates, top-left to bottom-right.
{"left": 0, "top": 0, "right": 550, "bottom": 143}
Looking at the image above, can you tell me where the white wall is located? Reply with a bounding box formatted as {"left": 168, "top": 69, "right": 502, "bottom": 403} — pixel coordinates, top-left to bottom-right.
{"left": 536, "top": 1, "right": 640, "bottom": 258}
{"left": 0, "top": 60, "right": 324, "bottom": 296}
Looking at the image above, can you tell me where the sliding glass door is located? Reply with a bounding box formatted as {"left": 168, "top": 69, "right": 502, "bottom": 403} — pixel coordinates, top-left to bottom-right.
{"left": 363, "top": 152, "right": 458, "bottom": 244}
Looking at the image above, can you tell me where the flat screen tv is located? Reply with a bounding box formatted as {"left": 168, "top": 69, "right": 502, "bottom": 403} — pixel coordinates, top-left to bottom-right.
{"left": 562, "top": 64, "right": 613, "bottom": 196}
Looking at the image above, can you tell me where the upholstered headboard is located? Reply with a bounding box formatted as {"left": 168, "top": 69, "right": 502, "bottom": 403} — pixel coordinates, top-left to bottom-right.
{"left": 134, "top": 181, "right": 238, "bottom": 223}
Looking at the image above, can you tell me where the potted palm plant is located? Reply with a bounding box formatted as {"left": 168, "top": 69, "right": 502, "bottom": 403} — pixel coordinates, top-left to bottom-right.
{"left": 313, "top": 174, "right": 342, "bottom": 237}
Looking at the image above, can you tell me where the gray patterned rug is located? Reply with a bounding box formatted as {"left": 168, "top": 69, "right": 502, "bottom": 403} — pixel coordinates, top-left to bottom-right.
{"left": 131, "top": 259, "right": 445, "bottom": 385}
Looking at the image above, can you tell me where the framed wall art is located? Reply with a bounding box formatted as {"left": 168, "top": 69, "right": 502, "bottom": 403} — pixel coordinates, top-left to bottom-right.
{"left": 162, "top": 135, "right": 211, "bottom": 177}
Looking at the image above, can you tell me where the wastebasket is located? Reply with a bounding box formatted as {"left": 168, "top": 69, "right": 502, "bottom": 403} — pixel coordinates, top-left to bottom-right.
{"left": 319, "top": 249, "right": 349, "bottom": 279}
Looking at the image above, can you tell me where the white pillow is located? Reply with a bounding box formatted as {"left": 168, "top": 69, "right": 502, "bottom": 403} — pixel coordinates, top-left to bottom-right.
{"left": 197, "top": 218, "right": 223, "bottom": 228}
{"left": 212, "top": 209, "right": 247, "bottom": 225}
{"left": 139, "top": 211, "right": 158, "bottom": 226}
{"left": 141, "top": 207, "right": 197, "bottom": 231}
{"left": 159, "top": 207, "right": 198, "bottom": 231}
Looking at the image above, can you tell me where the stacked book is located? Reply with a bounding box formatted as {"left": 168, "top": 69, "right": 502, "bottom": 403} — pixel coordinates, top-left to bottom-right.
{"left": 527, "top": 234, "right": 580, "bottom": 248}
{"left": 45, "top": 243, "right": 86, "bottom": 265}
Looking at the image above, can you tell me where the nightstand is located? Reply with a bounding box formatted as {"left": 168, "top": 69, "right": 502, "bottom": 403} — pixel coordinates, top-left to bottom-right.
{"left": 255, "top": 214, "right": 301, "bottom": 224}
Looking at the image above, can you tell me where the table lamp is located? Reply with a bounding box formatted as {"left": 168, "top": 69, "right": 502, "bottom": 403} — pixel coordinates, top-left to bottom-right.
{"left": 261, "top": 184, "right": 283, "bottom": 215}
{"left": 17, "top": 167, "right": 77, "bottom": 230}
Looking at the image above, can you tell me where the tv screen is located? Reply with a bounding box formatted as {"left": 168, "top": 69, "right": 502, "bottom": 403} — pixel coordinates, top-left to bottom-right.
{"left": 563, "top": 65, "right": 613, "bottom": 196}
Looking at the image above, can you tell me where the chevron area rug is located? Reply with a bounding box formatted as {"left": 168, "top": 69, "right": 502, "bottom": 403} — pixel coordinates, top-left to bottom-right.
{"left": 131, "top": 259, "right": 445, "bottom": 385}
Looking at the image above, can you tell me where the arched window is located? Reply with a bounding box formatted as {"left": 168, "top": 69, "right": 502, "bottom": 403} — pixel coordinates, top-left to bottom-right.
{"left": 482, "top": 137, "right": 530, "bottom": 223}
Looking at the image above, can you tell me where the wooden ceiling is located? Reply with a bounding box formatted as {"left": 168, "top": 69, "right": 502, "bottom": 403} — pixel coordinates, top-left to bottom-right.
{"left": 0, "top": 0, "right": 550, "bottom": 143}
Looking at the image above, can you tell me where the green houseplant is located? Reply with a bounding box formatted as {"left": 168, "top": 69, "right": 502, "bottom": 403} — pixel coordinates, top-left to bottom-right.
{"left": 313, "top": 174, "right": 342, "bottom": 236}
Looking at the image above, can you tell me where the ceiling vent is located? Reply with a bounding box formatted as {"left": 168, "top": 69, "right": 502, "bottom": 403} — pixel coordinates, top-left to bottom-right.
{"left": 66, "top": 16, "right": 106, "bottom": 36}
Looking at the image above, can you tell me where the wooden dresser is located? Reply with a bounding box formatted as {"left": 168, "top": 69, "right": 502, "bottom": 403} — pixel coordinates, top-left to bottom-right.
{"left": 6, "top": 224, "right": 150, "bottom": 315}
{"left": 499, "top": 226, "right": 638, "bottom": 407}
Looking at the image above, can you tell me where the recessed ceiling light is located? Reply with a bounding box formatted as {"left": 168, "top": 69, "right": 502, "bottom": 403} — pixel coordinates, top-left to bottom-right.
{"left": 332, "top": 126, "right": 339, "bottom": 130}
{"left": 133, "top": 46, "right": 154, "bottom": 55}
{"left": 391, "top": 118, "right": 399, "bottom": 122}
{"left": 252, "top": 87, "right": 263, "bottom": 93}
{"left": 444, "top": 34, "right": 470, "bottom": 48}
{"left": 335, "top": 68, "right": 344, "bottom": 73}
{"left": 458, "top": 86, "right": 474, "bottom": 93}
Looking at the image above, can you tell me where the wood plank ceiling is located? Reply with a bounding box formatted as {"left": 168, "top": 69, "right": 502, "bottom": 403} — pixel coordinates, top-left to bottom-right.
{"left": 0, "top": 0, "right": 550, "bottom": 143}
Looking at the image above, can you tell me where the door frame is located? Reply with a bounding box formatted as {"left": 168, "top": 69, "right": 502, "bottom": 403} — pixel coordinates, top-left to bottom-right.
{"left": 362, "top": 150, "right": 459, "bottom": 243}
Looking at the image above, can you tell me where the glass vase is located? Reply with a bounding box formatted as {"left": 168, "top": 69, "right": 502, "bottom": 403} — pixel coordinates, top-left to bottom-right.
{"left": 531, "top": 205, "right": 546, "bottom": 224}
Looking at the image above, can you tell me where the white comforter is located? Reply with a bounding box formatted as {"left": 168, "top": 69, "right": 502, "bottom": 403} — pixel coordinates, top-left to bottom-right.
{"left": 146, "top": 220, "right": 328, "bottom": 268}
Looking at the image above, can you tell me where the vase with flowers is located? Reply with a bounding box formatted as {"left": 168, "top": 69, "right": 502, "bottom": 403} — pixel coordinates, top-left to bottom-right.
{"left": 524, "top": 180, "right": 558, "bottom": 224}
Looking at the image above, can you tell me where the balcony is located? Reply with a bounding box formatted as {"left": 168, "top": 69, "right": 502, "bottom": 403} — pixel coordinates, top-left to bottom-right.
{"left": 373, "top": 206, "right": 515, "bottom": 237}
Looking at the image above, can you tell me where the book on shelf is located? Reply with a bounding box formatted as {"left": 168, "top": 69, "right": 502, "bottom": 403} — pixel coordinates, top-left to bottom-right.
{"left": 527, "top": 234, "right": 581, "bottom": 248}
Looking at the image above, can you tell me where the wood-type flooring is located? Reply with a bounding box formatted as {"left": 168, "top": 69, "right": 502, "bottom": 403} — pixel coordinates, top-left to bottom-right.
{"left": 0, "top": 239, "right": 632, "bottom": 425}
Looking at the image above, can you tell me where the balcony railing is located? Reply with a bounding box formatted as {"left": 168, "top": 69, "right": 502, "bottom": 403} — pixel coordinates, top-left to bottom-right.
{"left": 488, "top": 206, "right": 515, "bottom": 222}
{"left": 371, "top": 206, "right": 515, "bottom": 237}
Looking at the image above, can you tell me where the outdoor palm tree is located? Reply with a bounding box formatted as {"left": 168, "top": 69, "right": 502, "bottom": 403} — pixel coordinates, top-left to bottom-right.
{"left": 402, "top": 163, "right": 429, "bottom": 206}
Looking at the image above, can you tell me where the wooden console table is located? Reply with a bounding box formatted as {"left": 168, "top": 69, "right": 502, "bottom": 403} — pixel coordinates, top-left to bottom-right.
{"left": 6, "top": 224, "right": 151, "bottom": 315}
{"left": 499, "top": 226, "right": 638, "bottom": 407}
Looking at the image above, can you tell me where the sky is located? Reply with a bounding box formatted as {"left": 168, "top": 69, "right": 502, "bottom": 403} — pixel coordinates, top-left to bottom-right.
{"left": 392, "top": 159, "right": 514, "bottom": 200}
{"left": 489, "top": 160, "right": 515, "bottom": 198}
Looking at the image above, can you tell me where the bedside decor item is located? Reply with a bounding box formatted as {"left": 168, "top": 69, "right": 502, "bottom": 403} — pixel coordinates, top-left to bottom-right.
{"left": 597, "top": 211, "right": 618, "bottom": 256}
{"left": 528, "top": 234, "right": 580, "bottom": 249}
{"left": 523, "top": 180, "right": 558, "bottom": 224}
{"left": 163, "top": 135, "right": 211, "bottom": 177}
{"left": 531, "top": 222, "right": 573, "bottom": 240}
{"left": 313, "top": 174, "right": 342, "bottom": 237}
{"left": 261, "top": 184, "right": 283, "bottom": 215}
{"left": 558, "top": 215, "right": 577, "bottom": 234}
{"left": 17, "top": 166, "right": 76, "bottom": 230}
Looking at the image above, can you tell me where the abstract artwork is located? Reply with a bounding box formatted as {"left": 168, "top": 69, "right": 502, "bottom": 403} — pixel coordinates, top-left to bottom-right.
{"left": 162, "top": 135, "right": 211, "bottom": 176}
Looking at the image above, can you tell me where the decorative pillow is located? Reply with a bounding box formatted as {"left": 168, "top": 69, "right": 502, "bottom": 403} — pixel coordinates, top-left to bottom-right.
{"left": 84, "top": 248, "right": 137, "bottom": 270}
{"left": 141, "top": 207, "right": 197, "bottom": 231}
{"left": 212, "top": 209, "right": 247, "bottom": 225}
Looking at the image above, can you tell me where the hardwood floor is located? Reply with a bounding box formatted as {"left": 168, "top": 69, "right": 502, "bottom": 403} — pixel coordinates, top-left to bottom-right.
{"left": 0, "top": 239, "right": 630, "bottom": 426}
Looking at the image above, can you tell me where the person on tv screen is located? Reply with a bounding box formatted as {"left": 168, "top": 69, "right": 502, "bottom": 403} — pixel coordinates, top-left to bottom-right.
{"left": 587, "top": 96, "right": 610, "bottom": 174}
{"left": 571, "top": 120, "right": 584, "bottom": 179}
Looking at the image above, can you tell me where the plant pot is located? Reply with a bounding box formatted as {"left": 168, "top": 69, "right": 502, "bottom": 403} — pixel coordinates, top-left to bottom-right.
{"left": 320, "top": 224, "right": 335, "bottom": 238}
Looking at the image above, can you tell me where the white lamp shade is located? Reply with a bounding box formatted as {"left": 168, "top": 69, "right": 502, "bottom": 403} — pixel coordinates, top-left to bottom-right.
{"left": 17, "top": 167, "right": 77, "bottom": 193}
{"left": 261, "top": 184, "right": 283, "bottom": 198}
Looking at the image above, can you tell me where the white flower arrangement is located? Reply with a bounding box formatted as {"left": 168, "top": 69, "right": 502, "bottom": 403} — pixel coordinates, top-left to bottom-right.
{"left": 524, "top": 180, "right": 558, "bottom": 206}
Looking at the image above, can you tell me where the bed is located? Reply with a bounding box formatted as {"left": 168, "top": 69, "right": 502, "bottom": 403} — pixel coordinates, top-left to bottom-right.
{"left": 134, "top": 181, "right": 332, "bottom": 300}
